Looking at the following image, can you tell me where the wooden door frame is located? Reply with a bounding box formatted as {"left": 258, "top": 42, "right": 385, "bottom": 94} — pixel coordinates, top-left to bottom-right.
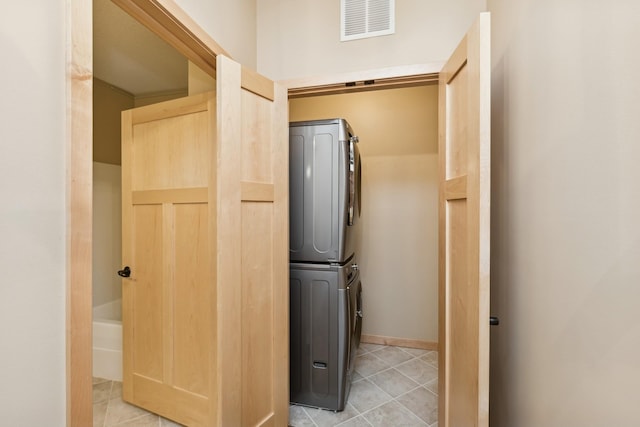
{"left": 67, "top": 0, "right": 447, "bottom": 425}
{"left": 283, "top": 62, "right": 447, "bottom": 410}
{"left": 283, "top": 64, "right": 442, "bottom": 97}
{"left": 67, "top": 0, "right": 227, "bottom": 425}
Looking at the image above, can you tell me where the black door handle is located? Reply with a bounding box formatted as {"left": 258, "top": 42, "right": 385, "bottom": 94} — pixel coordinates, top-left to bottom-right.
{"left": 117, "top": 266, "right": 131, "bottom": 278}
{"left": 490, "top": 316, "right": 500, "bottom": 326}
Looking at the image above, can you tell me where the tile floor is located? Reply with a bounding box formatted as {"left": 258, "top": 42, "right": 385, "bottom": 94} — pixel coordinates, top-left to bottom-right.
{"left": 93, "top": 344, "right": 437, "bottom": 427}
{"left": 93, "top": 377, "right": 184, "bottom": 427}
{"left": 289, "top": 343, "right": 439, "bottom": 427}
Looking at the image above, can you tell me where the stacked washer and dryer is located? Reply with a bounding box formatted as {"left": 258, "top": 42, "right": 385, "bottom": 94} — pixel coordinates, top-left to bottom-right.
{"left": 289, "top": 118, "right": 364, "bottom": 411}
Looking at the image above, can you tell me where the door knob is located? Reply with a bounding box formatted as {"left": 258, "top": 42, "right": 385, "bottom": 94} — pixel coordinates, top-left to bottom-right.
{"left": 490, "top": 316, "right": 500, "bottom": 326}
{"left": 117, "top": 266, "right": 131, "bottom": 278}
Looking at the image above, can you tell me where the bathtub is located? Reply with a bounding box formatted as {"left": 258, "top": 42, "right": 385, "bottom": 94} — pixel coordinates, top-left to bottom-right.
{"left": 93, "top": 299, "right": 122, "bottom": 381}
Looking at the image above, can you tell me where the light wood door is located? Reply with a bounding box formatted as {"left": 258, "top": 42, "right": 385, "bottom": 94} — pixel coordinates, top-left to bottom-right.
{"left": 122, "top": 56, "right": 288, "bottom": 426}
{"left": 121, "top": 92, "right": 216, "bottom": 426}
{"left": 438, "top": 12, "right": 491, "bottom": 427}
{"left": 215, "top": 55, "right": 289, "bottom": 427}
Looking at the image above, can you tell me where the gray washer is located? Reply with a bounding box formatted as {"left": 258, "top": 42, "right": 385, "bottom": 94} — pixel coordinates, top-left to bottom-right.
{"left": 289, "top": 258, "right": 362, "bottom": 411}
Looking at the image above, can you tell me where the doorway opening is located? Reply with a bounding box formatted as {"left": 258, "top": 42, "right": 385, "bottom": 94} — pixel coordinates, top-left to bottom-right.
{"left": 285, "top": 73, "right": 442, "bottom": 425}
{"left": 91, "top": 0, "right": 190, "bottom": 424}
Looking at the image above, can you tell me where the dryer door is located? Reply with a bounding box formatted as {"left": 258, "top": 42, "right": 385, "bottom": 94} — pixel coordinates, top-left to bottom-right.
{"left": 347, "top": 137, "right": 362, "bottom": 226}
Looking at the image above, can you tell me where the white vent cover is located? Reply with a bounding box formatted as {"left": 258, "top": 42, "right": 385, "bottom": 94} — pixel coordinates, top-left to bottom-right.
{"left": 341, "top": 0, "right": 395, "bottom": 42}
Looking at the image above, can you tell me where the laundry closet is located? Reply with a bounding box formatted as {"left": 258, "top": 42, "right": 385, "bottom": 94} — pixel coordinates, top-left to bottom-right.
{"left": 288, "top": 84, "right": 440, "bottom": 349}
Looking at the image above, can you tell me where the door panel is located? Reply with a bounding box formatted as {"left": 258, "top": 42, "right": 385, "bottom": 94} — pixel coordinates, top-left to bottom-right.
{"left": 122, "top": 92, "right": 215, "bottom": 426}
{"left": 241, "top": 202, "right": 275, "bottom": 426}
{"left": 173, "top": 203, "right": 209, "bottom": 396}
{"left": 216, "top": 55, "right": 289, "bottom": 427}
{"left": 438, "top": 12, "right": 491, "bottom": 427}
{"left": 241, "top": 91, "right": 273, "bottom": 183}
{"left": 445, "top": 64, "right": 469, "bottom": 179}
{"left": 131, "top": 106, "right": 209, "bottom": 190}
{"left": 131, "top": 204, "right": 163, "bottom": 380}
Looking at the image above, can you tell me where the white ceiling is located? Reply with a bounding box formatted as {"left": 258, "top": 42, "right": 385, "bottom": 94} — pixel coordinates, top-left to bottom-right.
{"left": 93, "top": 0, "right": 188, "bottom": 96}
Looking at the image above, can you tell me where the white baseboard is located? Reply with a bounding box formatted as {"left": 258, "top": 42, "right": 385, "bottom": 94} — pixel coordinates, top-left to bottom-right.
{"left": 93, "top": 348, "right": 122, "bottom": 381}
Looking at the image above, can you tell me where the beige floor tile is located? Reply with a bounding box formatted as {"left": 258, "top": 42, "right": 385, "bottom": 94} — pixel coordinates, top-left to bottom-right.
{"left": 354, "top": 353, "right": 390, "bottom": 378}
{"left": 306, "top": 402, "right": 360, "bottom": 427}
{"left": 93, "top": 381, "right": 113, "bottom": 405}
{"left": 104, "top": 398, "right": 151, "bottom": 426}
{"left": 336, "top": 415, "right": 372, "bottom": 427}
{"left": 92, "top": 345, "right": 436, "bottom": 427}
{"left": 348, "top": 379, "right": 392, "bottom": 413}
{"left": 424, "top": 378, "right": 438, "bottom": 395}
{"left": 160, "top": 417, "right": 185, "bottom": 426}
{"left": 371, "top": 347, "right": 413, "bottom": 366}
{"left": 421, "top": 351, "right": 438, "bottom": 368}
{"left": 289, "top": 405, "right": 316, "bottom": 427}
{"left": 110, "top": 381, "right": 123, "bottom": 400}
{"left": 395, "top": 358, "right": 438, "bottom": 385}
{"left": 94, "top": 401, "right": 108, "bottom": 427}
{"left": 396, "top": 386, "right": 438, "bottom": 425}
{"left": 112, "top": 413, "right": 160, "bottom": 426}
{"left": 368, "top": 368, "right": 420, "bottom": 398}
{"left": 398, "top": 347, "right": 430, "bottom": 358}
{"left": 358, "top": 343, "right": 386, "bottom": 354}
{"left": 362, "top": 401, "right": 427, "bottom": 427}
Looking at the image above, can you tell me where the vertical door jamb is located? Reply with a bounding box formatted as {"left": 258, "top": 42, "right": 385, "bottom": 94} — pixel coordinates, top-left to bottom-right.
{"left": 67, "top": 0, "right": 229, "bottom": 425}
{"left": 67, "top": 0, "right": 93, "bottom": 425}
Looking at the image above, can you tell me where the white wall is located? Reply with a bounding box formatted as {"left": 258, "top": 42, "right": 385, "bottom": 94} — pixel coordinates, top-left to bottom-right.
{"left": 488, "top": 1, "right": 640, "bottom": 426}
{"left": 93, "top": 163, "right": 122, "bottom": 308}
{"left": 257, "top": 0, "right": 486, "bottom": 81}
{"left": 0, "top": 1, "right": 256, "bottom": 424}
{"left": 174, "top": 0, "right": 257, "bottom": 69}
{"left": 0, "top": 2, "right": 66, "bottom": 425}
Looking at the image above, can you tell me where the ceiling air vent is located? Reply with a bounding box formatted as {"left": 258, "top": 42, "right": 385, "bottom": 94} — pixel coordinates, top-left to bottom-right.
{"left": 341, "top": 0, "right": 395, "bottom": 42}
